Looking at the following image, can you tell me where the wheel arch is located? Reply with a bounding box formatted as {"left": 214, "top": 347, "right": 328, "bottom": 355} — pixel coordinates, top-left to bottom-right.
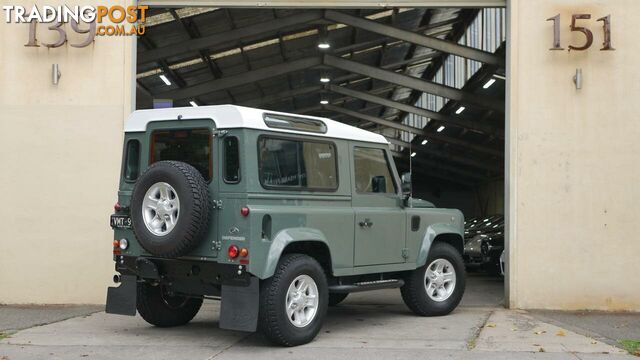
{"left": 416, "top": 223, "right": 464, "bottom": 268}
{"left": 254, "top": 227, "right": 333, "bottom": 279}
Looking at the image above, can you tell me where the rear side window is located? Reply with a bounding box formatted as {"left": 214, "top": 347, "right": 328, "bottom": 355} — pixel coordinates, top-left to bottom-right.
{"left": 223, "top": 136, "right": 240, "bottom": 183}
{"left": 353, "top": 147, "right": 396, "bottom": 194}
{"left": 124, "top": 140, "right": 140, "bottom": 182}
{"left": 150, "top": 129, "right": 212, "bottom": 181}
{"left": 258, "top": 137, "right": 338, "bottom": 190}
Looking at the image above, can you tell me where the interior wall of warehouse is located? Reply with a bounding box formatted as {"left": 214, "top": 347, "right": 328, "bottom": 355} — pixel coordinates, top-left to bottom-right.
{"left": 507, "top": 0, "right": 640, "bottom": 310}
{"left": 0, "top": 2, "right": 134, "bottom": 304}
{"left": 477, "top": 179, "right": 504, "bottom": 217}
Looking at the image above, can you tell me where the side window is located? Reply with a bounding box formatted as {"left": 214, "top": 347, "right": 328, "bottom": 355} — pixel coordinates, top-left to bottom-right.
{"left": 353, "top": 147, "right": 397, "bottom": 194}
{"left": 124, "top": 140, "right": 140, "bottom": 182}
{"left": 223, "top": 136, "right": 240, "bottom": 183}
{"left": 258, "top": 137, "right": 338, "bottom": 190}
{"left": 150, "top": 129, "right": 212, "bottom": 181}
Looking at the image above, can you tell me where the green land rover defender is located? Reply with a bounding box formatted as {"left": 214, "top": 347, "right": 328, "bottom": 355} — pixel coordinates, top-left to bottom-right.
{"left": 107, "top": 105, "right": 466, "bottom": 346}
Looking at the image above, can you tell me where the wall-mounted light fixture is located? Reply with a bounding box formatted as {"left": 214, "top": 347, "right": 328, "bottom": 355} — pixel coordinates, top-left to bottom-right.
{"left": 52, "top": 64, "right": 61, "bottom": 85}
{"left": 573, "top": 68, "right": 583, "bottom": 90}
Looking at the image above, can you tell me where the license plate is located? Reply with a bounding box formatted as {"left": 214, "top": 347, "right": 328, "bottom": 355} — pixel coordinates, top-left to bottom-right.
{"left": 110, "top": 215, "right": 132, "bottom": 229}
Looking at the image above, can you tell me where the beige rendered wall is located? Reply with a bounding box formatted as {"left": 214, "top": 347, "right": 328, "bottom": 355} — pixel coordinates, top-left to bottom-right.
{"left": 507, "top": 0, "right": 640, "bottom": 310}
{"left": 0, "top": 1, "right": 134, "bottom": 304}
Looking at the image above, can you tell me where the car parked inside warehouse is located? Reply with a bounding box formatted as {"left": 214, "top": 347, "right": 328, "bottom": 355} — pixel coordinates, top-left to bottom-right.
{"left": 463, "top": 215, "right": 504, "bottom": 275}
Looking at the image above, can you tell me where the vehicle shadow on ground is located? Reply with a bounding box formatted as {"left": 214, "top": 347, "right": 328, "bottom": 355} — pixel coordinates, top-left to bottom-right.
{"left": 138, "top": 274, "right": 505, "bottom": 348}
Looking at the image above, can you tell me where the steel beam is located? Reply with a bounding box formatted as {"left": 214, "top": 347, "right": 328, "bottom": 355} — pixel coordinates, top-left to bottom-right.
{"left": 324, "top": 104, "right": 502, "bottom": 157}
{"left": 324, "top": 10, "right": 504, "bottom": 68}
{"left": 327, "top": 84, "right": 502, "bottom": 138}
{"left": 390, "top": 146, "right": 486, "bottom": 181}
{"left": 379, "top": 135, "right": 498, "bottom": 174}
{"left": 390, "top": 153, "right": 476, "bottom": 186}
{"left": 141, "top": 1, "right": 506, "bottom": 7}
{"left": 158, "top": 57, "right": 322, "bottom": 100}
{"left": 239, "top": 85, "right": 322, "bottom": 108}
{"left": 324, "top": 55, "right": 504, "bottom": 112}
{"left": 138, "top": 11, "right": 323, "bottom": 65}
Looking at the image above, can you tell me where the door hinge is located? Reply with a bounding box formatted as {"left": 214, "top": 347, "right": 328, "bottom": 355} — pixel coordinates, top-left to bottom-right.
{"left": 212, "top": 200, "right": 223, "bottom": 209}
{"left": 212, "top": 240, "right": 222, "bottom": 251}
{"left": 401, "top": 248, "right": 409, "bottom": 260}
{"left": 212, "top": 129, "right": 228, "bottom": 137}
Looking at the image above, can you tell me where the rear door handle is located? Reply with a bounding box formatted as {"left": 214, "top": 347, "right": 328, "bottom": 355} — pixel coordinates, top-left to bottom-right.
{"left": 359, "top": 219, "right": 373, "bottom": 228}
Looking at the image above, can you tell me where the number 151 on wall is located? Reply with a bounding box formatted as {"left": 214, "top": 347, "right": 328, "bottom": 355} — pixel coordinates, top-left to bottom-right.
{"left": 547, "top": 14, "right": 614, "bottom": 51}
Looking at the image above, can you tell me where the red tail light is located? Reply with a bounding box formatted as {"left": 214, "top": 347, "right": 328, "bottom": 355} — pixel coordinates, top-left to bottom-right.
{"left": 240, "top": 207, "right": 250, "bottom": 217}
{"left": 228, "top": 245, "right": 239, "bottom": 258}
{"left": 113, "top": 239, "right": 121, "bottom": 254}
{"left": 114, "top": 202, "right": 122, "bottom": 212}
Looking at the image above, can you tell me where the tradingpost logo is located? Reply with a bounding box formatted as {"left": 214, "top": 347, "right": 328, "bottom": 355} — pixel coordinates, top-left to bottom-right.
{"left": 3, "top": 5, "right": 148, "bottom": 46}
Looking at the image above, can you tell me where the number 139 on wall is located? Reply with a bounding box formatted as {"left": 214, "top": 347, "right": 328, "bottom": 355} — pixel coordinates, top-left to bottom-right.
{"left": 547, "top": 14, "right": 614, "bottom": 51}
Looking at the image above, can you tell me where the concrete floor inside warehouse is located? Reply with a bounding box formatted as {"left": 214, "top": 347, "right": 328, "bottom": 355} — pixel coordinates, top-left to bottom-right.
{"left": 1, "top": 274, "right": 637, "bottom": 359}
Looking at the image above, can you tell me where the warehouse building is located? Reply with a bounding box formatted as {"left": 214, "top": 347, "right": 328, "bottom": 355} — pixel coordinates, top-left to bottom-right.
{"left": 1, "top": 0, "right": 638, "bottom": 311}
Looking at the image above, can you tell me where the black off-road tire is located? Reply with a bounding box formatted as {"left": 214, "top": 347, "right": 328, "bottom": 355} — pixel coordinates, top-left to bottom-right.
{"left": 401, "top": 242, "right": 466, "bottom": 316}
{"left": 130, "top": 161, "right": 211, "bottom": 258}
{"left": 328, "top": 293, "right": 348, "bottom": 306}
{"left": 136, "top": 282, "right": 203, "bottom": 327}
{"left": 482, "top": 255, "right": 502, "bottom": 276}
{"left": 258, "top": 254, "right": 329, "bottom": 346}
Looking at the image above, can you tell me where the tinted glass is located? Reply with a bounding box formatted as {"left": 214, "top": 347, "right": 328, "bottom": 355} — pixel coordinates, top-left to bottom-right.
{"left": 354, "top": 147, "right": 396, "bottom": 194}
{"left": 151, "top": 129, "right": 211, "bottom": 181}
{"left": 124, "top": 140, "right": 140, "bottom": 181}
{"left": 223, "top": 137, "right": 240, "bottom": 183}
{"left": 259, "top": 137, "right": 337, "bottom": 190}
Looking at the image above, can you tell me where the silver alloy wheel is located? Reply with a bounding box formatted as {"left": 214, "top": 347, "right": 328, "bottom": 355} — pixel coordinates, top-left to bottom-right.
{"left": 424, "top": 258, "right": 456, "bottom": 302}
{"left": 285, "top": 274, "right": 319, "bottom": 328}
{"left": 142, "top": 182, "right": 180, "bottom": 236}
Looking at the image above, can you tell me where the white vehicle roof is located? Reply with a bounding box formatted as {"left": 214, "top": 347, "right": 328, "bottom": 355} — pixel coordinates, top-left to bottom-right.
{"left": 125, "top": 105, "right": 388, "bottom": 145}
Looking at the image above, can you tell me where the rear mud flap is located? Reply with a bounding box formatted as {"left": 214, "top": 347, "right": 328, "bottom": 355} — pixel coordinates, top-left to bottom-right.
{"left": 219, "top": 277, "right": 259, "bottom": 332}
{"left": 105, "top": 275, "right": 137, "bottom": 316}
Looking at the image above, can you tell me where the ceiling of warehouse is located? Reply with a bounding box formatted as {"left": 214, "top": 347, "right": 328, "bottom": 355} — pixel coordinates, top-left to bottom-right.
{"left": 136, "top": 7, "right": 506, "bottom": 188}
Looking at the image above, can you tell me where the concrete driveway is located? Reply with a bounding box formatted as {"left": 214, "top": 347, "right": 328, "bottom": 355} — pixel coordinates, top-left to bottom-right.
{"left": 0, "top": 275, "right": 635, "bottom": 359}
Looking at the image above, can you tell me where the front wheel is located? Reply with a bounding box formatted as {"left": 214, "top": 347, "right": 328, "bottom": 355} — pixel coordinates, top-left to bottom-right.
{"left": 258, "top": 254, "right": 328, "bottom": 346}
{"left": 401, "top": 242, "right": 466, "bottom": 316}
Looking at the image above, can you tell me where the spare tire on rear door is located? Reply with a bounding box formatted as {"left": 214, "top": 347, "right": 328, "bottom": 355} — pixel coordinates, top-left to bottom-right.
{"left": 130, "top": 161, "right": 211, "bottom": 258}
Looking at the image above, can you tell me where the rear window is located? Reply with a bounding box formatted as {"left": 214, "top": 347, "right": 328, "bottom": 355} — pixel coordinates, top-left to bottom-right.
{"left": 223, "top": 136, "right": 240, "bottom": 183}
{"left": 258, "top": 137, "right": 338, "bottom": 190}
{"left": 150, "top": 129, "right": 212, "bottom": 181}
{"left": 123, "top": 140, "right": 140, "bottom": 182}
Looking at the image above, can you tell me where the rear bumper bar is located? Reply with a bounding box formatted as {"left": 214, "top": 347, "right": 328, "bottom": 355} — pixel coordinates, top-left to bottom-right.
{"left": 106, "top": 255, "right": 252, "bottom": 317}
{"left": 115, "top": 255, "right": 251, "bottom": 287}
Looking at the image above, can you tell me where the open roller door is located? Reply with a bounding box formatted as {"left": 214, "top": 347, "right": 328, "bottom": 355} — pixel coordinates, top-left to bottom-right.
{"left": 134, "top": 1, "right": 509, "bottom": 306}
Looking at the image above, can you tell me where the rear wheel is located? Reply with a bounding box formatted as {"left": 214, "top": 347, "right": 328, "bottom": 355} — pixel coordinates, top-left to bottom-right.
{"left": 401, "top": 242, "right": 466, "bottom": 316}
{"left": 136, "top": 283, "right": 202, "bottom": 327}
{"left": 259, "top": 254, "right": 328, "bottom": 346}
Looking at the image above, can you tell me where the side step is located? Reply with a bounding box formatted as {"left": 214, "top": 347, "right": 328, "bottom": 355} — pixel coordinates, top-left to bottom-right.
{"left": 328, "top": 279, "right": 404, "bottom": 294}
